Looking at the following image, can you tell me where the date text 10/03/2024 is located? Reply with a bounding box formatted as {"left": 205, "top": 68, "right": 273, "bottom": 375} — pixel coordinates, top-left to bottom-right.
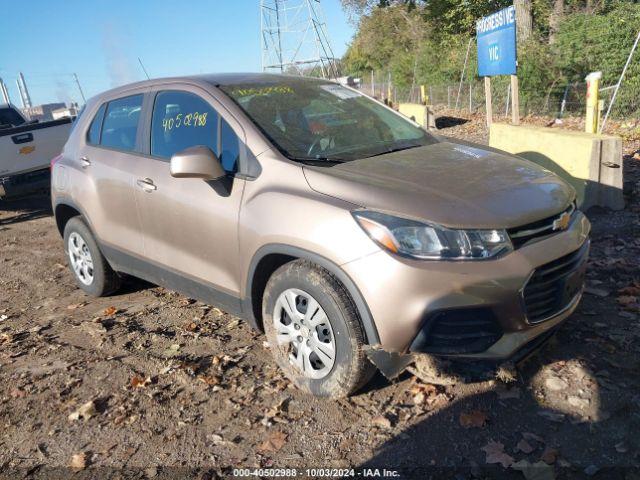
{"left": 232, "top": 468, "right": 400, "bottom": 478}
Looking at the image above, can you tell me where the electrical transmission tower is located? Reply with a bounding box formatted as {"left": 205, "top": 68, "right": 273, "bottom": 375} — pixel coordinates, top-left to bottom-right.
{"left": 260, "top": 0, "right": 340, "bottom": 79}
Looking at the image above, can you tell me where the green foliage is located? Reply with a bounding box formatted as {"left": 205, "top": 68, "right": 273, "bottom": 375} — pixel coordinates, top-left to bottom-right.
{"left": 555, "top": 2, "right": 640, "bottom": 85}
{"left": 343, "top": 0, "right": 640, "bottom": 116}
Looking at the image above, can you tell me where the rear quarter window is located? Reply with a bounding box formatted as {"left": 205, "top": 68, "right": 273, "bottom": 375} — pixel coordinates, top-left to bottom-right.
{"left": 86, "top": 104, "right": 106, "bottom": 145}
{"left": 100, "top": 95, "right": 143, "bottom": 151}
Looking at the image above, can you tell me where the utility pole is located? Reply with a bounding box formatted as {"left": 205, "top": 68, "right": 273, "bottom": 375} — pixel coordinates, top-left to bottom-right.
{"left": 73, "top": 73, "right": 87, "bottom": 104}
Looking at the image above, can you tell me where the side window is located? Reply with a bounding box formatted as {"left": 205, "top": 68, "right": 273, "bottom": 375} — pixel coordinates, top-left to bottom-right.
{"left": 100, "top": 94, "right": 143, "bottom": 151}
{"left": 86, "top": 103, "right": 106, "bottom": 145}
{"left": 220, "top": 119, "right": 240, "bottom": 173}
{"left": 151, "top": 91, "right": 220, "bottom": 161}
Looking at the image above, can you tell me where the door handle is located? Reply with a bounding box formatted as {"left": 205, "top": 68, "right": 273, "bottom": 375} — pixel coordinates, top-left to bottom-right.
{"left": 136, "top": 178, "right": 157, "bottom": 192}
{"left": 12, "top": 133, "right": 34, "bottom": 144}
{"left": 80, "top": 157, "right": 91, "bottom": 168}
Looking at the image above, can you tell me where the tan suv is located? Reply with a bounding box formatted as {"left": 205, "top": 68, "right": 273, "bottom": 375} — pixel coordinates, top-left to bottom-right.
{"left": 51, "top": 74, "right": 590, "bottom": 397}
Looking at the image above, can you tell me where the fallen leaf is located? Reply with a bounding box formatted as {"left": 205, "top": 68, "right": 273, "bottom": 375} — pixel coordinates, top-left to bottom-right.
{"left": 584, "top": 287, "right": 610, "bottom": 298}
{"left": 540, "top": 447, "right": 559, "bottom": 465}
{"left": 10, "top": 388, "right": 26, "bottom": 398}
{"left": 523, "top": 432, "right": 545, "bottom": 444}
{"left": 197, "top": 374, "right": 221, "bottom": 386}
{"left": 103, "top": 306, "right": 118, "bottom": 316}
{"left": 372, "top": 415, "right": 393, "bottom": 429}
{"left": 258, "top": 431, "right": 288, "bottom": 453}
{"left": 184, "top": 321, "right": 198, "bottom": 332}
{"left": 615, "top": 442, "right": 628, "bottom": 453}
{"left": 130, "top": 376, "right": 151, "bottom": 388}
{"left": 68, "top": 400, "right": 97, "bottom": 422}
{"left": 410, "top": 382, "right": 438, "bottom": 405}
{"left": 517, "top": 439, "right": 535, "bottom": 454}
{"left": 617, "top": 295, "right": 637, "bottom": 306}
{"left": 459, "top": 410, "right": 488, "bottom": 428}
{"left": 482, "top": 440, "right": 514, "bottom": 468}
{"left": 70, "top": 452, "right": 87, "bottom": 470}
{"left": 67, "top": 303, "right": 86, "bottom": 310}
{"left": 618, "top": 282, "right": 640, "bottom": 296}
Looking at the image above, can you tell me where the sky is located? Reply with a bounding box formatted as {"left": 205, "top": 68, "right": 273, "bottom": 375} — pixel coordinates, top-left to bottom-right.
{"left": 0, "top": 0, "right": 355, "bottom": 107}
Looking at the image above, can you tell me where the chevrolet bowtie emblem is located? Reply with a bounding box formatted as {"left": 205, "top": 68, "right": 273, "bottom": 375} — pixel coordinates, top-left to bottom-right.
{"left": 553, "top": 212, "right": 571, "bottom": 231}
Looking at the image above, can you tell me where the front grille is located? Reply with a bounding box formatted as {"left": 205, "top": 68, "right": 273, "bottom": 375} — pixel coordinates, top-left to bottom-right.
{"left": 410, "top": 308, "right": 503, "bottom": 355}
{"left": 508, "top": 203, "right": 576, "bottom": 249}
{"left": 522, "top": 241, "right": 589, "bottom": 323}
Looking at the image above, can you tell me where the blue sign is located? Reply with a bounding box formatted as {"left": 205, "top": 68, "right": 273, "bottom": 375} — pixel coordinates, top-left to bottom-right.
{"left": 477, "top": 6, "right": 517, "bottom": 77}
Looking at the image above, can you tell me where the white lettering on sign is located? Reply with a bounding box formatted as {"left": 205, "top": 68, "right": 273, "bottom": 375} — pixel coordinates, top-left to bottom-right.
{"left": 476, "top": 6, "right": 516, "bottom": 35}
{"left": 489, "top": 45, "right": 500, "bottom": 61}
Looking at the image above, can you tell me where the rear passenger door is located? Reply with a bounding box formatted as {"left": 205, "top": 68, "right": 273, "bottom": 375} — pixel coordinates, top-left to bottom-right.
{"left": 78, "top": 93, "right": 146, "bottom": 257}
{"left": 132, "top": 87, "right": 246, "bottom": 300}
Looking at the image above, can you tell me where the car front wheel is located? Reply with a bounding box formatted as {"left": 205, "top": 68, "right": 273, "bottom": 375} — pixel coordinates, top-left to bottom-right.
{"left": 263, "top": 260, "right": 375, "bottom": 398}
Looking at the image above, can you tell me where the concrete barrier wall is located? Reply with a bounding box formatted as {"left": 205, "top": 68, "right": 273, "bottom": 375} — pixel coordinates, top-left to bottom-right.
{"left": 398, "top": 103, "right": 436, "bottom": 130}
{"left": 489, "top": 123, "right": 624, "bottom": 211}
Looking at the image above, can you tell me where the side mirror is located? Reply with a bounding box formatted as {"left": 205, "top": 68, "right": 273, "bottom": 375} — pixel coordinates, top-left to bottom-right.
{"left": 170, "top": 146, "right": 225, "bottom": 180}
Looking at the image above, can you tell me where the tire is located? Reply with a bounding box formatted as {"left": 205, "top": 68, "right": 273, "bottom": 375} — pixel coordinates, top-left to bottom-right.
{"left": 263, "top": 259, "right": 376, "bottom": 398}
{"left": 63, "top": 216, "right": 121, "bottom": 297}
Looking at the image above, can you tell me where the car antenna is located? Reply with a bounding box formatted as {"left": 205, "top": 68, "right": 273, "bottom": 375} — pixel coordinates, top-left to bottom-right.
{"left": 138, "top": 58, "right": 151, "bottom": 80}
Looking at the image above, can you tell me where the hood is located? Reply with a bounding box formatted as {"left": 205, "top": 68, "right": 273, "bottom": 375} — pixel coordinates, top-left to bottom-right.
{"left": 303, "top": 141, "right": 574, "bottom": 229}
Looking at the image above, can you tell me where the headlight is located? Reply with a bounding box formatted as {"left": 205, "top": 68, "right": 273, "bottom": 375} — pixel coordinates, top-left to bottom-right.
{"left": 352, "top": 210, "right": 512, "bottom": 260}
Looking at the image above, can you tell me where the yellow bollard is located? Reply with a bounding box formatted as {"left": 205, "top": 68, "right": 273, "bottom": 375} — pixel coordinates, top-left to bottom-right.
{"left": 420, "top": 85, "right": 427, "bottom": 105}
{"left": 585, "top": 72, "right": 602, "bottom": 134}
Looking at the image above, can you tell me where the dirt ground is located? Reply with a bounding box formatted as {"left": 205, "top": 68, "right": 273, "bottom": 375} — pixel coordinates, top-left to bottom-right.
{"left": 1, "top": 116, "right": 640, "bottom": 480}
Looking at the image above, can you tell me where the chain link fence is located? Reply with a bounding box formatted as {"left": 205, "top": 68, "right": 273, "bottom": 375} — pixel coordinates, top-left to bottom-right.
{"left": 358, "top": 77, "right": 640, "bottom": 133}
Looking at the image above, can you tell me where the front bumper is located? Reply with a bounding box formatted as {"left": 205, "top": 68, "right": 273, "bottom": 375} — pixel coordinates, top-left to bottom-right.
{"left": 342, "top": 211, "right": 591, "bottom": 359}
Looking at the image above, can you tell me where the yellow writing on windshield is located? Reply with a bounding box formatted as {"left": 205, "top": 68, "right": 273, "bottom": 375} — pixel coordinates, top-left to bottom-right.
{"left": 162, "top": 111, "right": 208, "bottom": 132}
{"left": 232, "top": 86, "right": 294, "bottom": 98}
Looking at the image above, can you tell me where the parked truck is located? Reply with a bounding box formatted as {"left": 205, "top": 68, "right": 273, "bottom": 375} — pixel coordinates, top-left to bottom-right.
{"left": 0, "top": 103, "right": 73, "bottom": 199}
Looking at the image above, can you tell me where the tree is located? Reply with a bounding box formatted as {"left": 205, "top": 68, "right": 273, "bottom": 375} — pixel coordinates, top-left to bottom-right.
{"left": 549, "top": 0, "right": 565, "bottom": 44}
{"left": 515, "top": 0, "right": 534, "bottom": 41}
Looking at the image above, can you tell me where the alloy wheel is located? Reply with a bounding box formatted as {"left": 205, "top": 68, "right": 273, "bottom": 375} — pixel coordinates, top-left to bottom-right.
{"left": 273, "top": 288, "right": 336, "bottom": 379}
{"left": 68, "top": 232, "right": 94, "bottom": 286}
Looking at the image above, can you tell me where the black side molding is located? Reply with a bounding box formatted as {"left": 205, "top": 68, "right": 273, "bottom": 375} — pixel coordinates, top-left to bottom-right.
{"left": 99, "top": 243, "right": 244, "bottom": 318}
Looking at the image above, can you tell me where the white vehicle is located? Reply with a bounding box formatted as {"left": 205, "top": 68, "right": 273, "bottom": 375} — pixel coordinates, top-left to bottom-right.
{"left": 0, "top": 103, "right": 73, "bottom": 198}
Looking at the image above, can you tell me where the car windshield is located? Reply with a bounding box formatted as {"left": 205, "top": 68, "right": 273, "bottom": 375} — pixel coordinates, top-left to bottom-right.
{"left": 219, "top": 79, "right": 438, "bottom": 163}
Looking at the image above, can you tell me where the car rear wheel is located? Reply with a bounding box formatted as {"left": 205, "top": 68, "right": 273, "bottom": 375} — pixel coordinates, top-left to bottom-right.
{"left": 63, "top": 217, "right": 121, "bottom": 297}
{"left": 263, "top": 260, "right": 375, "bottom": 398}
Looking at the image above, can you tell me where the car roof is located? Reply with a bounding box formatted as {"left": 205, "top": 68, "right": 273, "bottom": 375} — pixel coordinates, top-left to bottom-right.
{"left": 94, "top": 73, "right": 329, "bottom": 100}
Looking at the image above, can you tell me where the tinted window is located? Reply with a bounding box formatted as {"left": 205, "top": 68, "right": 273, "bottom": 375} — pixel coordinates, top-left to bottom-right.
{"left": 220, "top": 81, "right": 437, "bottom": 163}
{"left": 87, "top": 104, "right": 106, "bottom": 145}
{"left": 0, "top": 107, "right": 25, "bottom": 128}
{"left": 220, "top": 119, "right": 240, "bottom": 173}
{"left": 151, "top": 91, "right": 220, "bottom": 161}
{"left": 100, "top": 95, "right": 143, "bottom": 151}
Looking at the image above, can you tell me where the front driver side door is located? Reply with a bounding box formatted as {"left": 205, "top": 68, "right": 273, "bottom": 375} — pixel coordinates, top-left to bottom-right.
{"left": 131, "top": 87, "right": 246, "bottom": 307}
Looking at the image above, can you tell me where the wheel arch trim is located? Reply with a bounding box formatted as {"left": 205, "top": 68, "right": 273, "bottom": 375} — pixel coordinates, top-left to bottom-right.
{"left": 53, "top": 198, "right": 95, "bottom": 237}
{"left": 244, "top": 244, "right": 381, "bottom": 345}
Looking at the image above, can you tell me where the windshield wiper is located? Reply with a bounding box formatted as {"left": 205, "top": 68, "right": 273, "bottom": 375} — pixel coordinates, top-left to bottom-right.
{"left": 364, "top": 143, "right": 423, "bottom": 159}
{"left": 289, "top": 156, "right": 347, "bottom": 165}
